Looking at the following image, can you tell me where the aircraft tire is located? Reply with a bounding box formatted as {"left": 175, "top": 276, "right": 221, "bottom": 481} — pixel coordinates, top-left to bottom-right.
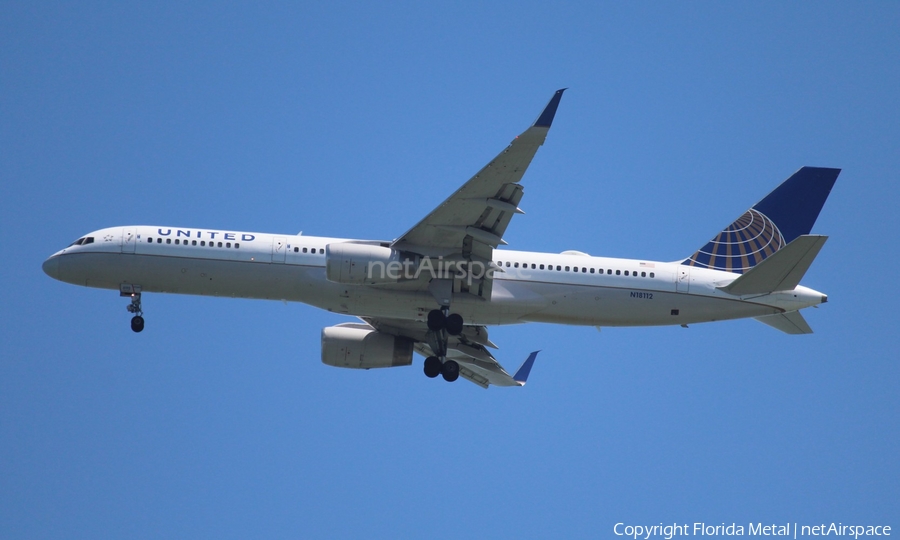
{"left": 441, "top": 360, "right": 460, "bottom": 382}
{"left": 423, "top": 356, "right": 442, "bottom": 378}
{"left": 427, "top": 309, "right": 446, "bottom": 331}
{"left": 131, "top": 315, "right": 144, "bottom": 333}
{"left": 445, "top": 314, "right": 463, "bottom": 335}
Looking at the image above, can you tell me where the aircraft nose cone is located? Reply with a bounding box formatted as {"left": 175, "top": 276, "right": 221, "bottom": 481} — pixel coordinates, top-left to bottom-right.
{"left": 42, "top": 256, "right": 59, "bottom": 280}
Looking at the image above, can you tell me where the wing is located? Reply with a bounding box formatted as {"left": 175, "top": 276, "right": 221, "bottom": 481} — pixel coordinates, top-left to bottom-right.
{"left": 361, "top": 316, "right": 539, "bottom": 389}
{"left": 391, "top": 89, "right": 566, "bottom": 272}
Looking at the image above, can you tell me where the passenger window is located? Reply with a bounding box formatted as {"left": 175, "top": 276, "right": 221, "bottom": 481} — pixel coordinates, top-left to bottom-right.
{"left": 590, "top": 268, "right": 595, "bottom": 274}
{"left": 616, "top": 270, "right": 621, "bottom": 275}
{"left": 218, "top": 242, "right": 223, "bottom": 247}
{"left": 226, "top": 242, "right": 231, "bottom": 248}
{"left": 166, "top": 239, "right": 171, "bottom": 244}
{"left": 175, "top": 239, "right": 180, "bottom": 245}
{"left": 302, "top": 248, "right": 308, "bottom": 253}
{"left": 641, "top": 271, "right": 646, "bottom": 277}
{"left": 147, "top": 238, "right": 153, "bottom": 243}
{"left": 565, "top": 266, "right": 570, "bottom": 271}
{"left": 157, "top": 238, "right": 162, "bottom": 244}
{"left": 531, "top": 264, "right": 536, "bottom": 269}
{"left": 582, "top": 267, "right": 586, "bottom": 273}
{"left": 607, "top": 269, "right": 612, "bottom": 275}
{"left": 650, "top": 272, "right": 655, "bottom": 278}
{"left": 235, "top": 243, "right": 240, "bottom": 249}
{"left": 514, "top": 262, "right": 519, "bottom": 268}
{"left": 192, "top": 240, "right": 197, "bottom": 246}
{"left": 540, "top": 264, "right": 545, "bottom": 270}
{"left": 200, "top": 241, "right": 206, "bottom": 246}
{"left": 294, "top": 247, "right": 299, "bottom": 252}
{"left": 624, "top": 270, "right": 629, "bottom": 276}
{"left": 556, "top": 265, "right": 561, "bottom": 271}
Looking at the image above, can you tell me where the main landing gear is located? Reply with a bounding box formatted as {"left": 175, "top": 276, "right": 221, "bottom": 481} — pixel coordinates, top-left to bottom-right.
{"left": 423, "top": 307, "right": 463, "bottom": 382}
{"left": 121, "top": 284, "right": 144, "bottom": 333}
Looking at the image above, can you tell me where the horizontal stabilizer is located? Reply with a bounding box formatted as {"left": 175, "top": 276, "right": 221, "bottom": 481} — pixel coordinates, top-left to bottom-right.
{"left": 755, "top": 311, "right": 813, "bottom": 334}
{"left": 720, "top": 235, "right": 828, "bottom": 295}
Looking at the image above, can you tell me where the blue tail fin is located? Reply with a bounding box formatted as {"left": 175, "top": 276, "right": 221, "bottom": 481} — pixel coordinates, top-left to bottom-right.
{"left": 684, "top": 167, "right": 839, "bottom": 274}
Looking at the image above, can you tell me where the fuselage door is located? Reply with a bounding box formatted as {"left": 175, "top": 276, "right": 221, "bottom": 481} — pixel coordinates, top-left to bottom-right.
{"left": 273, "top": 237, "right": 287, "bottom": 263}
{"left": 676, "top": 264, "right": 690, "bottom": 293}
{"left": 122, "top": 227, "right": 136, "bottom": 253}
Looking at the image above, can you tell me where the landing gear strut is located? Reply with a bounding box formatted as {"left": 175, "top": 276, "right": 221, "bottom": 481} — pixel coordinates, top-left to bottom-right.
{"left": 423, "top": 308, "right": 464, "bottom": 382}
{"left": 122, "top": 284, "right": 144, "bottom": 333}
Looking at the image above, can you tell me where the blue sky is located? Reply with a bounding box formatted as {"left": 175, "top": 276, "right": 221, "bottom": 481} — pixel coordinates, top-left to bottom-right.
{"left": 2, "top": 2, "right": 898, "bottom": 538}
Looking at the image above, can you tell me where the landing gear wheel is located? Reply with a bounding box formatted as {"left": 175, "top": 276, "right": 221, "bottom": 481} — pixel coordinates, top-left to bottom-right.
{"left": 130, "top": 315, "right": 144, "bottom": 333}
{"left": 445, "top": 313, "right": 464, "bottom": 336}
{"left": 427, "top": 309, "right": 446, "bottom": 331}
{"left": 423, "top": 356, "right": 442, "bottom": 378}
{"left": 441, "top": 360, "right": 460, "bottom": 382}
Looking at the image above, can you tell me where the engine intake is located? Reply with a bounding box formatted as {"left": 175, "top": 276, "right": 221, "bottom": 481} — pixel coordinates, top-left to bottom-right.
{"left": 321, "top": 325, "right": 414, "bottom": 369}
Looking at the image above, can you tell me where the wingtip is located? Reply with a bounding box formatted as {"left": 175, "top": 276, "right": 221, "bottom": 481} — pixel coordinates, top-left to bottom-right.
{"left": 533, "top": 89, "right": 566, "bottom": 128}
{"left": 513, "top": 350, "right": 541, "bottom": 385}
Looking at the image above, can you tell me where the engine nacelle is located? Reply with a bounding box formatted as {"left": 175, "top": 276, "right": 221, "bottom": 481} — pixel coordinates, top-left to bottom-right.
{"left": 321, "top": 325, "right": 414, "bottom": 369}
{"left": 325, "top": 243, "right": 404, "bottom": 285}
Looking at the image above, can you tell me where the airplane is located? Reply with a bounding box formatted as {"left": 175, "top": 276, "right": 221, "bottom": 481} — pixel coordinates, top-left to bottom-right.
{"left": 42, "top": 89, "right": 840, "bottom": 388}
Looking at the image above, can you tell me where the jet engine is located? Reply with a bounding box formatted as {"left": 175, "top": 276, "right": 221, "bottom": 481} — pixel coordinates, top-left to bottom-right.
{"left": 325, "top": 243, "right": 407, "bottom": 285}
{"left": 321, "top": 324, "right": 414, "bottom": 369}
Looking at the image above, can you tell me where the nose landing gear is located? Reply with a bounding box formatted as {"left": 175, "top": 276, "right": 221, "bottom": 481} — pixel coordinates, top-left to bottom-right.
{"left": 121, "top": 284, "right": 144, "bottom": 333}
{"left": 422, "top": 307, "right": 464, "bottom": 382}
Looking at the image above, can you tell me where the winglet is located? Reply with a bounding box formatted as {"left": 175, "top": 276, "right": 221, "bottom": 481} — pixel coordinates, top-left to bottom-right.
{"left": 513, "top": 351, "right": 541, "bottom": 385}
{"left": 533, "top": 89, "right": 567, "bottom": 127}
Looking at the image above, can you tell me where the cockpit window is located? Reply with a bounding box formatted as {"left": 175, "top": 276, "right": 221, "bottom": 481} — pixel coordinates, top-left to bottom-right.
{"left": 68, "top": 236, "right": 96, "bottom": 247}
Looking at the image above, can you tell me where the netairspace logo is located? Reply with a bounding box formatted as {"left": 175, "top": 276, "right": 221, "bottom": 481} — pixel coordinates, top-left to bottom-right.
{"left": 613, "top": 522, "right": 892, "bottom": 540}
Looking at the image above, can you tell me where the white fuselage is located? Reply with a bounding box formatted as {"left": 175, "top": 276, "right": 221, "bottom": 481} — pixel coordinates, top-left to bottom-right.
{"left": 43, "top": 225, "right": 827, "bottom": 328}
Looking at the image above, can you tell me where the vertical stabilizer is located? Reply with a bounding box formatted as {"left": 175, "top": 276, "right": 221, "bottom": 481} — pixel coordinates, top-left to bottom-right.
{"left": 684, "top": 167, "right": 839, "bottom": 274}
